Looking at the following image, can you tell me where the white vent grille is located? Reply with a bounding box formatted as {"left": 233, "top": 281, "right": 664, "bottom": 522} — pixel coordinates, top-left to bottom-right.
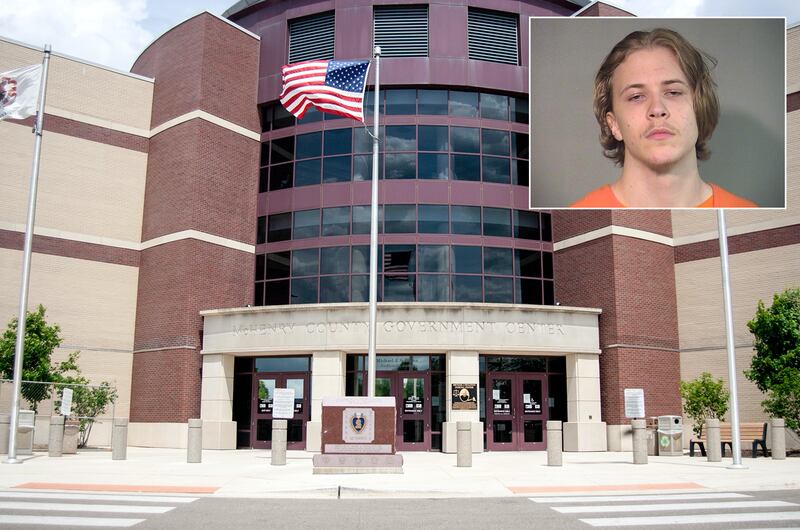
{"left": 374, "top": 5, "right": 428, "bottom": 57}
{"left": 468, "top": 8, "right": 518, "bottom": 65}
{"left": 288, "top": 11, "right": 335, "bottom": 63}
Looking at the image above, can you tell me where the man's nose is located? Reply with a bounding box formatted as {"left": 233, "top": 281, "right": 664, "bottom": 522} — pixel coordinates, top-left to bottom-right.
{"left": 648, "top": 96, "right": 669, "bottom": 119}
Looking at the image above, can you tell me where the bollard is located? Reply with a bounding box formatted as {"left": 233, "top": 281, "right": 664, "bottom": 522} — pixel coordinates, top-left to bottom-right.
{"left": 0, "top": 414, "right": 9, "bottom": 454}
{"left": 456, "top": 421, "right": 472, "bottom": 467}
{"left": 48, "top": 415, "right": 65, "bottom": 457}
{"left": 112, "top": 418, "right": 128, "bottom": 461}
{"left": 706, "top": 418, "right": 721, "bottom": 462}
{"left": 632, "top": 419, "right": 648, "bottom": 464}
{"left": 546, "top": 420, "right": 563, "bottom": 466}
{"left": 771, "top": 418, "right": 786, "bottom": 460}
{"left": 271, "top": 420, "right": 287, "bottom": 466}
{"left": 62, "top": 420, "right": 79, "bottom": 454}
{"left": 187, "top": 419, "right": 202, "bottom": 463}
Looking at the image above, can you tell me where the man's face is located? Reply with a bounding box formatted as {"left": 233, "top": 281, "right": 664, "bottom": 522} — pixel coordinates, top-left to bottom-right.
{"left": 605, "top": 46, "right": 699, "bottom": 172}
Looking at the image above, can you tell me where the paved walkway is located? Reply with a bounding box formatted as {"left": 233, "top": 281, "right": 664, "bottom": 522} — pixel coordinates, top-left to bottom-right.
{"left": 2, "top": 448, "right": 799, "bottom": 498}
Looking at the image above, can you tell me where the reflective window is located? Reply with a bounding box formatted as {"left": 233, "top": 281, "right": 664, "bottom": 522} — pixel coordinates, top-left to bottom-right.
{"left": 418, "top": 153, "right": 449, "bottom": 180}
{"left": 266, "top": 252, "right": 290, "bottom": 279}
{"left": 418, "top": 274, "right": 449, "bottom": 301}
{"left": 297, "top": 106, "right": 323, "bottom": 124}
{"left": 259, "top": 167, "right": 268, "bottom": 193}
{"left": 512, "top": 132, "right": 529, "bottom": 159}
{"left": 514, "top": 210, "right": 540, "bottom": 240}
{"left": 483, "top": 247, "right": 513, "bottom": 275}
{"left": 419, "top": 89, "right": 447, "bottom": 115}
{"left": 257, "top": 216, "right": 266, "bottom": 245}
{"left": 516, "top": 249, "right": 541, "bottom": 277}
{"left": 384, "top": 274, "right": 415, "bottom": 301}
{"left": 516, "top": 278, "right": 542, "bottom": 304}
{"left": 295, "top": 159, "right": 321, "bottom": 187}
{"left": 292, "top": 248, "right": 319, "bottom": 276}
{"left": 260, "top": 142, "right": 270, "bottom": 166}
{"left": 451, "top": 154, "right": 480, "bottom": 181}
{"left": 418, "top": 125, "right": 448, "bottom": 151}
{"left": 296, "top": 132, "right": 322, "bottom": 159}
{"left": 385, "top": 153, "right": 416, "bottom": 179}
{"left": 322, "top": 206, "right": 350, "bottom": 236}
{"left": 451, "top": 205, "right": 481, "bottom": 234}
{"left": 354, "top": 126, "right": 375, "bottom": 153}
{"left": 255, "top": 357, "right": 310, "bottom": 372}
{"left": 543, "top": 252, "right": 553, "bottom": 279}
{"left": 324, "top": 128, "right": 352, "bottom": 155}
{"left": 452, "top": 245, "right": 482, "bottom": 274}
{"left": 543, "top": 280, "right": 554, "bottom": 305}
{"left": 386, "top": 89, "right": 416, "bottom": 115}
{"left": 542, "top": 213, "right": 552, "bottom": 241}
{"left": 450, "top": 90, "right": 479, "bottom": 117}
{"left": 482, "top": 156, "right": 510, "bottom": 184}
{"left": 418, "top": 245, "right": 449, "bottom": 272}
{"left": 482, "top": 129, "right": 509, "bottom": 156}
{"left": 267, "top": 213, "right": 291, "bottom": 242}
{"left": 384, "top": 245, "right": 416, "bottom": 273}
{"left": 386, "top": 126, "right": 416, "bottom": 151}
{"left": 269, "top": 163, "right": 292, "bottom": 190}
{"left": 352, "top": 205, "right": 380, "bottom": 234}
{"left": 451, "top": 127, "right": 480, "bottom": 153}
{"left": 512, "top": 159, "right": 529, "bottom": 187}
{"left": 418, "top": 204, "right": 449, "bottom": 233}
{"left": 511, "top": 96, "right": 528, "bottom": 124}
{"left": 320, "top": 246, "right": 350, "bottom": 274}
{"left": 480, "top": 93, "right": 508, "bottom": 120}
{"left": 351, "top": 275, "right": 370, "bottom": 302}
{"left": 255, "top": 254, "right": 265, "bottom": 281}
{"left": 272, "top": 105, "right": 295, "bottom": 129}
{"left": 352, "top": 245, "right": 382, "bottom": 274}
{"left": 385, "top": 204, "right": 416, "bottom": 233}
{"left": 320, "top": 275, "right": 349, "bottom": 303}
{"left": 353, "top": 154, "right": 374, "bottom": 181}
{"left": 453, "top": 275, "right": 482, "bottom": 302}
{"left": 291, "top": 278, "right": 317, "bottom": 304}
{"left": 323, "top": 155, "right": 351, "bottom": 183}
{"left": 271, "top": 136, "right": 294, "bottom": 163}
{"left": 485, "top": 276, "right": 513, "bottom": 303}
{"left": 483, "top": 207, "right": 511, "bottom": 237}
{"left": 265, "top": 279, "right": 289, "bottom": 305}
{"left": 293, "top": 209, "right": 320, "bottom": 239}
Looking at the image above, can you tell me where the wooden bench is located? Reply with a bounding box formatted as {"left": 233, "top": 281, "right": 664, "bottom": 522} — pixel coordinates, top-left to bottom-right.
{"left": 689, "top": 422, "right": 768, "bottom": 458}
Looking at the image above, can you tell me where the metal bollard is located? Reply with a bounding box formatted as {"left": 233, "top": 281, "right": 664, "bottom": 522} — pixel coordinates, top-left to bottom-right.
{"left": 112, "top": 418, "right": 128, "bottom": 461}
{"left": 706, "top": 418, "right": 721, "bottom": 462}
{"left": 187, "top": 419, "right": 202, "bottom": 463}
{"left": 48, "top": 415, "right": 65, "bottom": 457}
{"left": 771, "top": 418, "right": 786, "bottom": 460}
{"left": 456, "top": 421, "right": 472, "bottom": 467}
{"left": 546, "top": 420, "right": 563, "bottom": 466}
{"left": 271, "top": 420, "right": 287, "bottom": 466}
{"left": 632, "top": 419, "right": 648, "bottom": 464}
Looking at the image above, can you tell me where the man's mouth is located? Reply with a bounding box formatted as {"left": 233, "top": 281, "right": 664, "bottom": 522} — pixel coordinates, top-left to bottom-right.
{"left": 646, "top": 127, "right": 675, "bottom": 140}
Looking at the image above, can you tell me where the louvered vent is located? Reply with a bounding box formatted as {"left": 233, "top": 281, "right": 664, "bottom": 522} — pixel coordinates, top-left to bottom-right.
{"left": 288, "top": 11, "right": 335, "bottom": 63}
{"left": 468, "top": 8, "right": 518, "bottom": 65}
{"left": 374, "top": 5, "right": 428, "bottom": 57}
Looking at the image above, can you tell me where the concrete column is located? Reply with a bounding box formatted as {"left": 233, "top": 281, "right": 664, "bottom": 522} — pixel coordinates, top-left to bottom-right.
{"left": 632, "top": 419, "right": 647, "bottom": 464}
{"left": 564, "top": 353, "right": 607, "bottom": 451}
{"left": 706, "top": 418, "right": 721, "bottom": 462}
{"left": 771, "top": 418, "right": 786, "bottom": 460}
{"left": 199, "top": 353, "right": 237, "bottom": 450}
{"left": 62, "top": 420, "right": 79, "bottom": 454}
{"left": 187, "top": 419, "right": 202, "bottom": 463}
{"left": 307, "top": 351, "right": 346, "bottom": 452}
{"left": 0, "top": 413, "right": 9, "bottom": 454}
{"left": 48, "top": 416, "right": 65, "bottom": 457}
{"left": 456, "top": 421, "right": 472, "bottom": 467}
{"left": 443, "top": 351, "right": 482, "bottom": 453}
{"left": 547, "top": 420, "right": 563, "bottom": 466}
{"left": 271, "top": 419, "right": 287, "bottom": 466}
{"left": 112, "top": 418, "right": 128, "bottom": 461}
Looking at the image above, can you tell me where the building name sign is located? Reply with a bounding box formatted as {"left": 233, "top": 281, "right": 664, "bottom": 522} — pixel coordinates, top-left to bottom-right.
{"left": 233, "top": 320, "right": 566, "bottom": 336}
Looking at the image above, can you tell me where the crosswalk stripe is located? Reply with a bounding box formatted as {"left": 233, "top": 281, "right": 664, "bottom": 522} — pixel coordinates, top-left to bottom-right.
{"left": 0, "top": 491, "right": 198, "bottom": 503}
{"left": 530, "top": 492, "right": 750, "bottom": 503}
{"left": 580, "top": 511, "right": 800, "bottom": 527}
{"left": 0, "top": 501, "right": 175, "bottom": 514}
{"left": 555, "top": 500, "right": 796, "bottom": 514}
{"left": 0, "top": 515, "right": 145, "bottom": 527}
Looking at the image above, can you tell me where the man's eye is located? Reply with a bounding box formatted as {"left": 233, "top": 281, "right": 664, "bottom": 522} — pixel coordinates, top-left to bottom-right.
{"left": 628, "top": 94, "right": 644, "bottom": 102}
{"left": 666, "top": 90, "right": 683, "bottom": 97}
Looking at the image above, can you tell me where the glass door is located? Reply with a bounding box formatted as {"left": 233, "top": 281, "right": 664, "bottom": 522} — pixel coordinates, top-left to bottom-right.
{"left": 486, "top": 374, "right": 515, "bottom": 450}
{"left": 250, "top": 373, "right": 310, "bottom": 449}
{"left": 485, "top": 372, "right": 548, "bottom": 451}
{"left": 519, "top": 374, "right": 547, "bottom": 450}
{"left": 376, "top": 371, "right": 431, "bottom": 450}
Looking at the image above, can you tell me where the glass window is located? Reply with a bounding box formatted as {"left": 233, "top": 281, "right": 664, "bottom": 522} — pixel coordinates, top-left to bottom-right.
{"left": 453, "top": 275, "right": 482, "bottom": 302}
{"left": 482, "top": 157, "right": 510, "bottom": 184}
{"left": 291, "top": 277, "right": 317, "bottom": 304}
{"left": 418, "top": 244, "right": 449, "bottom": 272}
{"left": 418, "top": 204, "right": 448, "bottom": 233}
{"left": 482, "top": 129, "right": 509, "bottom": 156}
{"left": 323, "top": 155, "right": 352, "bottom": 183}
{"left": 483, "top": 207, "right": 511, "bottom": 237}
{"left": 256, "top": 281, "right": 265, "bottom": 305}
{"left": 266, "top": 251, "right": 290, "bottom": 279}
{"left": 543, "top": 252, "right": 553, "bottom": 279}
{"left": 483, "top": 247, "right": 513, "bottom": 275}
{"left": 352, "top": 245, "right": 382, "bottom": 273}
{"left": 352, "top": 205, "right": 381, "bottom": 234}
{"left": 255, "top": 356, "right": 310, "bottom": 373}
{"left": 295, "top": 159, "right": 321, "bottom": 187}
{"left": 260, "top": 105, "right": 272, "bottom": 133}
{"left": 353, "top": 127, "right": 373, "bottom": 153}
{"left": 517, "top": 278, "right": 542, "bottom": 304}
{"left": 293, "top": 209, "right": 320, "bottom": 239}
{"left": 255, "top": 254, "right": 265, "bottom": 281}
{"left": 267, "top": 213, "right": 291, "bottom": 242}
{"left": 451, "top": 127, "right": 480, "bottom": 153}
{"left": 512, "top": 132, "right": 529, "bottom": 159}
{"left": 257, "top": 216, "right": 266, "bottom": 245}
{"left": 418, "top": 274, "right": 449, "bottom": 301}
{"left": 451, "top": 154, "right": 480, "bottom": 181}
{"left": 450, "top": 90, "right": 478, "bottom": 117}
{"left": 480, "top": 92, "right": 508, "bottom": 120}
{"left": 386, "top": 126, "right": 416, "bottom": 151}
{"left": 514, "top": 210, "right": 540, "bottom": 240}
{"left": 354, "top": 154, "right": 377, "bottom": 181}
{"left": 386, "top": 89, "right": 416, "bottom": 115}
{"left": 385, "top": 153, "right": 416, "bottom": 179}
{"left": 297, "top": 106, "right": 323, "bottom": 124}
{"left": 543, "top": 280, "right": 554, "bottom": 305}
{"left": 265, "top": 279, "right": 290, "bottom": 305}
{"left": 320, "top": 246, "right": 350, "bottom": 274}
{"left": 541, "top": 213, "right": 552, "bottom": 242}
{"left": 451, "top": 205, "right": 480, "bottom": 234}
{"left": 320, "top": 275, "right": 350, "bottom": 303}
{"left": 351, "top": 275, "right": 370, "bottom": 302}
{"left": 259, "top": 167, "right": 269, "bottom": 193}
{"left": 418, "top": 153, "right": 449, "bottom": 180}
{"left": 292, "top": 248, "right": 319, "bottom": 276}
{"left": 324, "top": 128, "right": 352, "bottom": 156}
{"left": 385, "top": 204, "right": 416, "bottom": 233}
{"left": 419, "top": 89, "right": 447, "bottom": 115}
{"left": 452, "top": 245, "right": 481, "bottom": 273}
{"left": 260, "top": 142, "right": 270, "bottom": 166}
{"left": 272, "top": 105, "right": 295, "bottom": 130}
{"left": 296, "top": 132, "right": 322, "bottom": 159}
{"left": 418, "top": 125, "right": 448, "bottom": 151}
{"left": 322, "top": 206, "right": 350, "bottom": 236}
{"left": 515, "top": 249, "right": 541, "bottom": 277}
{"left": 384, "top": 274, "right": 415, "bottom": 301}
{"left": 271, "top": 136, "right": 294, "bottom": 163}
{"left": 511, "top": 96, "right": 528, "bottom": 124}
{"left": 512, "top": 159, "right": 529, "bottom": 187}
{"left": 485, "top": 276, "right": 513, "bottom": 303}
{"left": 269, "top": 163, "right": 293, "bottom": 190}
{"left": 384, "top": 244, "right": 416, "bottom": 273}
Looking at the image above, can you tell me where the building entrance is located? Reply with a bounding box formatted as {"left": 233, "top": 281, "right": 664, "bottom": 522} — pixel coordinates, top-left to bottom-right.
{"left": 485, "top": 372, "right": 548, "bottom": 451}
{"left": 375, "top": 371, "right": 431, "bottom": 451}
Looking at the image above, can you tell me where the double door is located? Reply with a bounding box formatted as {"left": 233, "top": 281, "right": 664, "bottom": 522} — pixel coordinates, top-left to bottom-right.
{"left": 250, "top": 373, "right": 309, "bottom": 449}
{"left": 375, "top": 372, "right": 430, "bottom": 451}
{"left": 486, "top": 372, "right": 548, "bottom": 451}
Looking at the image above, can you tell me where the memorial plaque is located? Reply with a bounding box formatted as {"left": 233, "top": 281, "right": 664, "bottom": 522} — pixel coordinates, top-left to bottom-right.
{"left": 342, "top": 407, "right": 375, "bottom": 443}
{"left": 451, "top": 383, "right": 477, "bottom": 410}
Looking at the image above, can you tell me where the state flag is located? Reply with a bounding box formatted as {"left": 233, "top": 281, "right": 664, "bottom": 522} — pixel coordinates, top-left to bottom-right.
{"left": 0, "top": 64, "right": 42, "bottom": 121}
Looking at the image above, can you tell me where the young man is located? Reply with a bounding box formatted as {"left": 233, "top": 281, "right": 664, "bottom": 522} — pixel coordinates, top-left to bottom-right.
{"left": 571, "top": 28, "right": 756, "bottom": 208}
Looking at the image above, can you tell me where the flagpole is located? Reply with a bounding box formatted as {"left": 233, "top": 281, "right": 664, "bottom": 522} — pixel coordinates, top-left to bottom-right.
{"left": 4, "top": 45, "right": 51, "bottom": 465}
{"left": 367, "top": 46, "right": 381, "bottom": 397}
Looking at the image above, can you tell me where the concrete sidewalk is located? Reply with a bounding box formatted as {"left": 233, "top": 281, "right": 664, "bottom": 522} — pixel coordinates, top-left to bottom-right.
{"left": 1, "top": 448, "right": 798, "bottom": 498}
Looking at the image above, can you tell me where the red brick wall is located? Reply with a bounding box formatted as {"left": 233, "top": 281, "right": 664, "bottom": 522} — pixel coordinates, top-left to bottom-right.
{"left": 675, "top": 224, "right": 800, "bottom": 263}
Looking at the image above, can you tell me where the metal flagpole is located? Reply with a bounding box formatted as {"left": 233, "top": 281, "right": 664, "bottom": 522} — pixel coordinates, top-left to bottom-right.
{"left": 4, "top": 45, "right": 52, "bottom": 465}
{"left": 367, "top": 46, "right": 381, "bottom": 397}
{"left": 717, "top": 209, "right": 745, "bottom": 469}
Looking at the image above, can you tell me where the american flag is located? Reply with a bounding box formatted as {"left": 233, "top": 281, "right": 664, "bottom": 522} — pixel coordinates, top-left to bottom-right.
{"left": 280, "top": 59, "right": 370, "bottom": 122}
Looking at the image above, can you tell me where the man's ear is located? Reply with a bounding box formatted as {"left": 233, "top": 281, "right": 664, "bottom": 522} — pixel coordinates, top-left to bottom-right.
{"left": 606, "top": 112, "right": 622, "bottom": 141}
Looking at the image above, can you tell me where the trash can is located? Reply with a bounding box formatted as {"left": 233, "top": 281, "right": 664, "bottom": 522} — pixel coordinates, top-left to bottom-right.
{"left": 657, "top": 415, "right": 683, "bottom": 456}
{"left": 646, "top": 417, "right": 659, "bottom": 456}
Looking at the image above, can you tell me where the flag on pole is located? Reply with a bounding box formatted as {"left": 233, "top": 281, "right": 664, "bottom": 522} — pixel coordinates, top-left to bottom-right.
{"left": 0, "top": 64, "right": 43, "bottom": 121}
{"left": 280, "top": 60, "right": 370, "bottom": 122}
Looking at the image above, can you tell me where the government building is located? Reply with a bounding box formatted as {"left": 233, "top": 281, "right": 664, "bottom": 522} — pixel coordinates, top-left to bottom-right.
{"left": 1, "top": 0, "right": 798, "bottom": 453}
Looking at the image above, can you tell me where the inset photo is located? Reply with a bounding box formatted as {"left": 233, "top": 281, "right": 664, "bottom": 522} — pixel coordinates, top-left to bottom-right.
{"left": 529, "top": 17, "right": 786, "bottom": 209}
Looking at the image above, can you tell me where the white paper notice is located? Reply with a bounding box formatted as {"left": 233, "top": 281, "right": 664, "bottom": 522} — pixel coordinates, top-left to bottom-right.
{"left": 523, "top": 393, "right": 531, "bottom": 404}
{"left": 272, "top": 388, "right": 295, "bottom": 419}
{"left": 492, "top": 389, "right": 500, "bottom": 400}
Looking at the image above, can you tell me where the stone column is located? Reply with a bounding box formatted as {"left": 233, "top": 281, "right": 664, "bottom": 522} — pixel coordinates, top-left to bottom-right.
{"left": 271, "top": 419, "right": 287, "bottom": 466}
{"left": 112, "top": 418, "right": 128, "bottom": 460}
{"left": 632, "top": 419, "right": 647, "bottom": 464}
{"left": 0, "top": 413, "right": 9, "bottom": 454}
{"left": 771, "top": 418, "right": 786, "bottom": 460}
{"left": 199, "top": 353, "right": 237, "bottom": 450}
{"left": 456, "top": 421, "right": 472, "bottom": 467}
{"left": 564, "top": 352, "right": 606, "bottom": 451}
{"left": 443, "top": 351, "right": 482, "bottom": 453}
{"left": 48, "top": 416, "right": 65, "bottom": 457}
{"left": 706, "top": 418, "right": 721, "bottom": 462}
{"left": 187, "top": 419, "right": 202, "bottom": 463}
{"left": 547, "top": 420, "right": 563, "bottom": 466}
{"left": 307, "top": 351, "right": 346, "bottom": 452}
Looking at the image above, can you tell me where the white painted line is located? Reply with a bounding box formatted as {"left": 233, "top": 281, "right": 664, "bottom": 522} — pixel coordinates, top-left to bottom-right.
{"left": 1, "top": 491, "right": 198, "bottom": 503}
{"left": 0, "top": 501, "right": 175, "bottom": 514}
{"left": 556, "top": 500, "right": 795, "bottom": 514}
{"left": 530, "top": 492, "right": 750, "bottom": 503}
{"left": 580, "top": 511, "right": 800, "bottom": 527}
{"left": 0, "top": 515, "right": 145, "bottom": 527}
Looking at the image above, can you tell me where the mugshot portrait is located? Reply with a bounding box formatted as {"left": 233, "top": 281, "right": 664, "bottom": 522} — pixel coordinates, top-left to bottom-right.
{"left": 529, "top": 17, "right": 786, "bottom": 209}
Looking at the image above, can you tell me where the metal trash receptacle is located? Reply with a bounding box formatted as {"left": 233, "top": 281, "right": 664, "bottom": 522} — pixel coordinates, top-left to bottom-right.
{"left": 657, "top": 415, "right": 683, "bottom": 456}
{"left": 646, "top": 417, "right": 659, "bottom": 456}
